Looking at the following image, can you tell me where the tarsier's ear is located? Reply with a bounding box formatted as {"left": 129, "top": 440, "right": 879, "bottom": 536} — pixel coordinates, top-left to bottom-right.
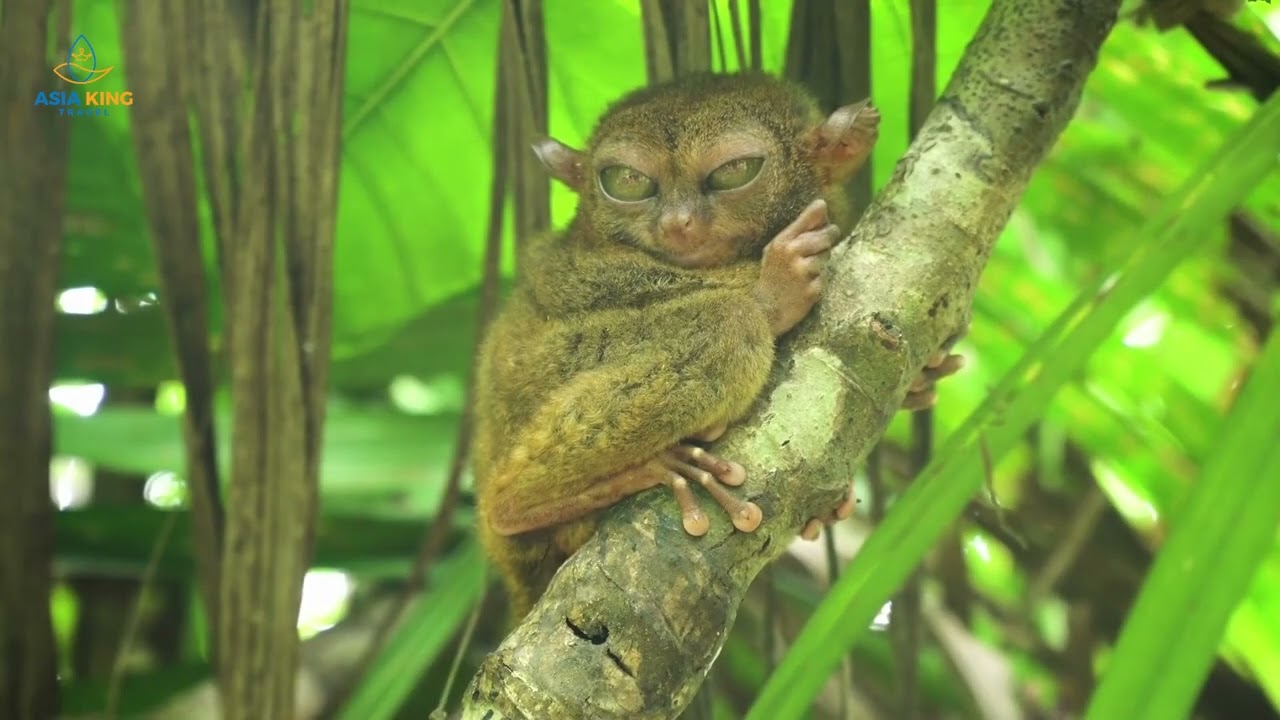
{"left": 804, "top": 99, "right": 881, "bottom": 185}
{"left": 531, "top": 137, "right": 588, "bottom": 192}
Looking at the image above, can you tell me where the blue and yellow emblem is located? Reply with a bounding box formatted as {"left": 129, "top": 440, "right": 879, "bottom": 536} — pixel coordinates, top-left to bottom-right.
{"left": 52, "top": 34, "right": 115, "bottom": 85}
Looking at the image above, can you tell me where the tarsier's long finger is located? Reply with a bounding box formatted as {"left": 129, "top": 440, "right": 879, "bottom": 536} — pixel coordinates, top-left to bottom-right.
{"left": 787, "top": 224, "right": 840, "bottom": 258}
{"left": 794, "top": 251, "right": 831, "bottom": 279}
{"left": 777, "top": 198, "right": 829, "bottom": 240}
{"left": 835, "top": 491, "right": 857, "bottom": 521}
{"left": 668, "top": 475, "right": 710, "bottom": 537}
{"left": 667, "top": 445, "right": 746, "bottom": 487}
{"left": 909, "top": 353, "right": 965, "bottom": 390}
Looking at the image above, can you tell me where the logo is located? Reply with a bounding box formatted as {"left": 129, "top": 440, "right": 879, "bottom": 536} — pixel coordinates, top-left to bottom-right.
{"left": 53, "top": 34, "right": 115, "bottom": 84}
{"left": 34, "top": 34, "right": 133, "bottom": 117}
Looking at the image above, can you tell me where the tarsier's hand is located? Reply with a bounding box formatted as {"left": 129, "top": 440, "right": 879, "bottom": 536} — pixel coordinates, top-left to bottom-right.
{"left": 661, "top": 422, "right": 762, "bottom": 537}
{"left": 755, "top": 198, "right": 841, "bottom": 337}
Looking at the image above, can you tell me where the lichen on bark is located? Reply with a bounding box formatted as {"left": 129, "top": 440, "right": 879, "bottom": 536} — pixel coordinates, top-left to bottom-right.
{"left": 461, "top": 1, "right": 1122, "bottom": 718}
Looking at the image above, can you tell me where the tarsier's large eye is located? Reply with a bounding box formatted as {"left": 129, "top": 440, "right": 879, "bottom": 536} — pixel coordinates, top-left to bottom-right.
{"left": 599, "top": 165, "right": 657, "bottom": 202}
{"left": 706, "top": 156, "right": 764, "bottom": 192}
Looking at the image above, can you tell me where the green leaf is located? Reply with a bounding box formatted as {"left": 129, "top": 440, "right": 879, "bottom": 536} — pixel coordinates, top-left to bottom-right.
{"left": 60, "top": 0, "right": 156, "bottom": 297}
{"left": 1083, "top": 328, "right": 1280, "bottom": 719}
{"left": 746, "top": 79, "right": 1280, "bottom": 720}
{"left": 54, "top": 403, "right": 461, "bottom": 515}
{"left": 335, "top": 540, "right": 486, "bottom": 720}
{"left": 55, "top": 506, "right": 469, "bottom": 578}
{"left": 59, "top": 663, "right": 209, "bottom": 716}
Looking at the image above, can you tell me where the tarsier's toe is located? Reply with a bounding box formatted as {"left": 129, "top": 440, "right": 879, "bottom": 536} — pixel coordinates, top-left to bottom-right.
{"left": 921, "top": 352, "right": 965, "bottom": 381}
{"left": 800, "top": 518, "right": 823, "bottom": 541}
{"left": 902, "top": 388, "right": 938, "bottom": 411}
{"left": 733, "top": 501, "right": 764, "bottom": 533}
{"left": 800, "top": 483, "right": 857, "bottom": 541}
{"left": 671, "top": 445, "right": 739, "bottom": 483}
{"left": 835, "top": 495, "right": 857, "bottom": 521}
{"left": 682, "top": 508, "right": 710, "bottom": 537}
{"left": 719, "top": 459, "right": 746, "bottom": 487}
{"left": 902, "top": 351, "right": 964, "bottom": 410}
{"left": 668, "top": 475, "right": 710, "bottom": 537}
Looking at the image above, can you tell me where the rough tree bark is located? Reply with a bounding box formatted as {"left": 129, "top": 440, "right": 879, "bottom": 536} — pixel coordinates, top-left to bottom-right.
{"left": 460, "top": 0, "right": 1121, "bottom": 718}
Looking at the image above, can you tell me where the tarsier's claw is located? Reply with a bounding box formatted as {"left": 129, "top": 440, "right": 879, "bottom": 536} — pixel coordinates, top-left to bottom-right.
{"left": 720, "top": 461, "right": 747, "bottom": 487}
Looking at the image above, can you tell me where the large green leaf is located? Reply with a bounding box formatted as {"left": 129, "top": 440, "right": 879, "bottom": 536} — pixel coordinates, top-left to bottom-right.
{"left": 55, "top": 506, "right": 469, "bottom": 578}
{"left": 58, "top": 0, "right": 155, "bottom": 299}
{"left": 335, "top": 540, "right": 486, "bottom": 720}
{"left": 55, "top": 403, "right": 461, "bottom": 514}
{"left": 56, "top": 283, "right": 496, "bottom": 392}
{"left": 1084, "top": 327, "right": 1280, "bottom": 719}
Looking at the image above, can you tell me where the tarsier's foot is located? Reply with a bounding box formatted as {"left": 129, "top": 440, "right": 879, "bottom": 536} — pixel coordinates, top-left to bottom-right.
{"left": 797, "top": 351, "right": 966, "bottom": 540}
{"left": 800, "top": 478, "right": 857, "bottom": 541}
{"left": 902, "top": 350, "right": 965, "bottom": 411}
{"left": 661, "top": 440, "right": 762, "bottom": 537}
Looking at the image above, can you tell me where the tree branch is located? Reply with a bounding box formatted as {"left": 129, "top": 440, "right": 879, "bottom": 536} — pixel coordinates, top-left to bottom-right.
{"left": 460, "top": 1, "right": 1120, "bottom": 718}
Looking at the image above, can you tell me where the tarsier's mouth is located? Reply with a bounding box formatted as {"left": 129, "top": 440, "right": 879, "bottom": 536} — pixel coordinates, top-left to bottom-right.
{"left": 660, "top": 236, "right": 739, "bottom": 269}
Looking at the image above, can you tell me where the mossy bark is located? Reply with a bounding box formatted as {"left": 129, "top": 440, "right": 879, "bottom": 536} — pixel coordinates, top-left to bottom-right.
{"left": 460, "top": 0, "right": 1121, "bottom": 718}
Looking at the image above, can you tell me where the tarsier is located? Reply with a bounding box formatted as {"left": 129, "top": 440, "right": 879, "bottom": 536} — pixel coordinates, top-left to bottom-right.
{"left": 473, "top": 71, "right": 960, "bottom": 617}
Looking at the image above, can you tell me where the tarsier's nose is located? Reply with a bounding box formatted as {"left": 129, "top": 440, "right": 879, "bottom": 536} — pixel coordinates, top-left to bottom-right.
{"left": 660, "top": 208, "right": 695, "bottom": 239}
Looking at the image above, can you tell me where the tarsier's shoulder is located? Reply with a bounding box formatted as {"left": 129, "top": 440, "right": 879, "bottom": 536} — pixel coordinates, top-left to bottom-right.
{"left": 515, "top": 226, "right": 566, "bottom": 272}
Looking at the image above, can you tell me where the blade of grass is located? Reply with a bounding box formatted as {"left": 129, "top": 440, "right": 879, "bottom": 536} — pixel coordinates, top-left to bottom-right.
{"left": 746, "top": 87, "right": 1280, "bottom": 720}
{"left": 335, "top": 540, "right": 486, "bottom": 720}
{"left": 1083, "top": 327, "right": 1280, "bottom": 720}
